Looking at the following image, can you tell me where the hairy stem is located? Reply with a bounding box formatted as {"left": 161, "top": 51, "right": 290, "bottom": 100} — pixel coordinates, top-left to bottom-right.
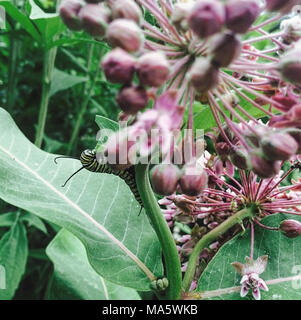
{"left": 35, "top": 47, "right": 57, "bottom": 148}
{"left": 135, "top": 164, "right": 182, "bottom": 300}
{"left": 182, "top": 206, "right": 255, "bottom": 292}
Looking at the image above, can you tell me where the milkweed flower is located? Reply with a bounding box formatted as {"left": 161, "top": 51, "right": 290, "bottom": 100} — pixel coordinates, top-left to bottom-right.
{"left": 232, "top": 255, "right": 269, "bottom": 300}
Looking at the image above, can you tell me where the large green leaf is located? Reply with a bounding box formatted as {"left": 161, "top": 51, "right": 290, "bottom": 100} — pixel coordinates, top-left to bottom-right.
{"left": 194, "top": 91, "right": 274, "bottom": 132}
{"left": 0, "top": 108, "right": 163, "bottom": 291}
{"left": 46, "top": 229, "right": 141, "bottom": 300}
{"left": 0, "top": 217, "right": 28, "bottom": 300}
{"left": 197, "top": 214, "right": 301, "bottom": 300}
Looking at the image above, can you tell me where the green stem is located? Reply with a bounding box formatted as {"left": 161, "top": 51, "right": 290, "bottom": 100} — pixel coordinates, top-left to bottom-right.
{"left": 35, "top": 47, "right": 57, "bottom": 148}
{"left": 135, "top": 164, "right": 182, "bottom": 300}
{"left": 182, "top": 206, "right": 255, "bottom": 292}
{"left": 66, "top": 44, "right": 97, "bottom": 155}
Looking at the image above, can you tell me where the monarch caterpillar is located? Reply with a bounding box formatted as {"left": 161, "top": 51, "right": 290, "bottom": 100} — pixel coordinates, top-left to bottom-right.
{"left": 55, "top": 149, "right": 143, "bottom": 208}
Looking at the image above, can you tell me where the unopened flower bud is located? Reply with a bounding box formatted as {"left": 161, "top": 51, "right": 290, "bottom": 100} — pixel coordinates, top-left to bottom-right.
{"left": 288, "top": 103, "right": 301, "bottom": 122}
{"left": 117, "top": 85, "right": 148, "bottom": 114}
{"left": 171, "top": 1, "right": 194, "bottom": 32}
{"left": 266, "top": 0, "right": 301, "bottom": 13}
{"left": 102, "top": 48, "right": 136, "bottom": 84}
{"left": 179, "top": 164, "right": 208, "bottom": 196}
{"left": 150, "top": 164, "right": 180, "bottom": 196}
{"left": 189, "top": 58, "right": 219, "bottom": 92}
{"left": 250, "top": 153, "right": 281, "bottom": 178}
{"left": 78, "top": 4, "right": 110, "bottom": 37}
{"left": 106, "top": 19, "right": 144, "bottom": 53}
{"left": 230, "top": 146, "right": 250, "bottom": 170}
{"left": 260, "top": 132, "right": 298, "bottom": 161}
{"left": 137, "top": 52, "right": 170, "bottom": 87}
{"left": 210, "top": 32, "right": 242, "bottom": 67}
{"left": 280, "top": 219, "right": 301, "bottom": 238}
{"left": 59, "top": 0, "right": 83, "bottom": 31}
{"left": 272, "top": 92, "right": 299, "bottom": 112}
{"left": 187, "top": 0, "right": 225, "bottom": 38}
{"left": 244, "top": 125, "right": 270, "bottom": 148}
{"left": 279, "top": 47, "right": 301, "bottom": 85}
{"left": 285, "top": 128, "right": 301, "bottom": 153}
{"left": 216, "top": 142, "right": 231, "bottom": 157}
{"left": 280, "top": 14, "right": 301, "bottom": 45}
{"left": 112, "top": 0, "right": 142, "bottom": 25}
{"left": 225, "top": 0, "right": 260, "bottom": 34}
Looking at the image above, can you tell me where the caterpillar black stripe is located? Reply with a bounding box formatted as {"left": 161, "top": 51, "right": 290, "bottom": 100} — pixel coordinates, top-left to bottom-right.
{"left": 55, "top": 149, "right": 143, "bottom": 208}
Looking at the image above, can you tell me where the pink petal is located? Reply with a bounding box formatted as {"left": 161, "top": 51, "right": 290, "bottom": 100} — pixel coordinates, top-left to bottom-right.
{"left": 240, "top": 283, "right": 249, "bottom": 297}
{"left": 240, "top": 275, "right": 249, "bottom": 284}
{"left": 252, "top": 288, "right": 261, "bottom": 300}
{"left": 213, "top": 158, "right": 223, "bottom": 176}
{"left": 258, "top": 279, "right": 269, "bottom": 292}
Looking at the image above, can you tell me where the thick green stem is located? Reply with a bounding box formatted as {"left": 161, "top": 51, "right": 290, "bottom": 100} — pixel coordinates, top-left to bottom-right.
{"left": 182, "top": 206, "right": 255, "bottom": 292}
{"left": 135, "top": 164, "right": 182, "bottom": 300}
{"left": 35, "top": 47, "right": 57, "bottom": 148}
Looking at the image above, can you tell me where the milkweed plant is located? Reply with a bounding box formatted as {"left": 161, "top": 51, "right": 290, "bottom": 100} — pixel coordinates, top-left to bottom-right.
{"left": 1, "top": 0, "right": 301, "bottom": 301}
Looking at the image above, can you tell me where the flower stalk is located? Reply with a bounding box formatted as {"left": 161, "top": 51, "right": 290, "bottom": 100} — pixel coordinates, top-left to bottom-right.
{"left": 182, "top": 206, "right": 256, "bottom": 292}
{"left": 35, "top": 47, "right": 57, "bottom": 148}
{"left": 135, "top": 163, "right": 182, "bottom": 300}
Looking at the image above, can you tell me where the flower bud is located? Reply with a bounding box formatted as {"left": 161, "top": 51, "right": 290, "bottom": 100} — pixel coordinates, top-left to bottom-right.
{"left": 189, "top": 58, "right": 219, "bottom": 92}
{"left": 112, "top": 0, "right": 142, "bottom": 25}
{"left": 230, "top": 146, "right": 250, "bottom": 170}
{"left": 78, "top": 4, "right": 110, "bottom": 37}
{"left": 171, "top": 1, "right": 194, "bottom": 32}
{"left": 288, "top": 103, "right": 301, "bottom": 122}
{"left": 210, "top": 32, "right": 242, "bottom": 67}
{"left": 279, "top": 48, "right": 301, "bottom": 85}
{"left": 280, "top": 14, "right": 301, "bottom": 45}
{"left": 179, "top": 164, "right": 208, "bottom": 196}
{"left": 106, "top": 19, "right": 144, "bottom": 53}
{"left": 150, "top": 164, "right": 180, "bottom": 196}
{"left": 250, "top": 153, "right": 281, "bottom": 178}
{"left": 271, "top": 92, "right": 299, "bottom": 112}
{"left": 216, "top": 142, "right": 231, "bottom": 157}
{"left": 285, "top": 128, "right": 301, "bottom": 153}
{"left": 101, "top": 48, "right": 136, "bottom": 84}
{"left": 187, "top": 0, "right": 225, "bottom": 38}
{"left": 59, "top": 0, "right": 83, "bottom": 31}
{"left": 137, "top": 52, "right": 170, "bottom": 87}
{"left": 225, "top": 0, "right": 260, "bottom": 34}
{"left": 244, "top": 125, "right": 270, "bottom": 148}
{"left": 117, "top": 85, "right": 148, "bottom": 114}
{"left": 260, "top": 132, "right": 298, "bottom": 161}
{"left": 280, "top": 219, "right": 301, "bottom": 238}
{"left": 266, "top": 0, "right": 301, "bottom": 13}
